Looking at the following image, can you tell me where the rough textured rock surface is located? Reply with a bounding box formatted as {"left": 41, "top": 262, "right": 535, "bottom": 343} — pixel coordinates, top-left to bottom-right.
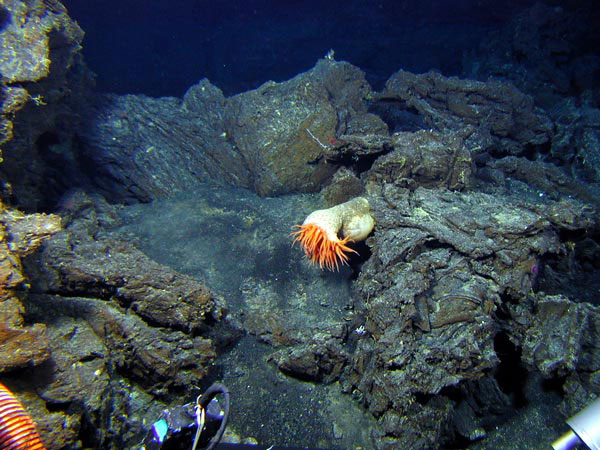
{"left": 549, "top": 98, "right": 600, "bottom": 183}
{"left": 7, "top": 192, "right": 229, "bottom": 448}
{"left": 72, "top": 60, "right": 598, "bottom": 448}
{"left": 109, "top": 184, "right": 377, "bottom": 448}
{"left": 28, "top": 192, "right": 226, "bottom": 330}
{"left": 380, "top": 70, "right": 552, "bottom": 156}
{"left": 337, "top": 178, "right": 599, "bottom": 447}
{"left": 19, "top": 293, "right": 217, "bottom": 448}
{"left": 77, "top": 59, "right": 378, "bottom": 202}
{"left": 364, "top": 130, "right": 473, "bottom": 191}
{"left": 105, "top": 172, "right": 600, "bottom": 449}
{"left": 78, "top": 90, "right": 249, "bottom": 203}
{"left": 115, "top": 184, "right": 358, "bottom": 386}
{"left": 75, "top": 61, "right": 561, "bottom": 206}
{"left": 0, "top": 202, "right": 61, "bottom": 372}
{"left": 0, "top": 0, "right": 91, "bottom": 211}
{"left": 322, "top": 167, "right": 366, "bottom": 206}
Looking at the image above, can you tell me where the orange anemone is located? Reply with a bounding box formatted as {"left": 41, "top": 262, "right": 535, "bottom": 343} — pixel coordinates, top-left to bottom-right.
{"left": 292, "top": 197, "right": 375, "bottom": 272}
{"left": 292, "top": 223, "right": 358, "bottom": 271}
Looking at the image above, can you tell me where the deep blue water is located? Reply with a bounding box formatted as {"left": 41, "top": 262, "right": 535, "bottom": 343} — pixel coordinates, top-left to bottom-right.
{"left": 62, "top": 0, "right": 544, "bottom": 97}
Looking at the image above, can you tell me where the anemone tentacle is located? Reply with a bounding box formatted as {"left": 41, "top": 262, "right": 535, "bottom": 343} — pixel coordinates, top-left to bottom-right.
{"left": 292, "top": 223, "right": 358, "bottom": 270}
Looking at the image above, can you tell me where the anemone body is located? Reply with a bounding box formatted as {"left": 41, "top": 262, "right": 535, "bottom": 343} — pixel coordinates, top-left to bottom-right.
{"left": 292, "top": 197, "right": 375, "bottom": 270}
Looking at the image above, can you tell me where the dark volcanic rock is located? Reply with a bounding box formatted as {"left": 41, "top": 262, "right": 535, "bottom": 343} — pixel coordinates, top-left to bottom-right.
{"left": 516, "top": 293, "right": 600, "bottom": 431}
{"left": 78, "top": 88, "right": 251, "bottom": 203}
{"left": 10, "top": 191, "right": 229, "bottom": 448}
{"left": 28, "top": 192, "right": 225, "bottom": 333}
{"left": 28, "top": 293, "right": 217, "bottom": 391}
{"left": 487, "top": 156, "right": 600, "bottom": 205}
{"left": 0, "top": 0, "right": 91, "bottom": 211}
{"left": 78, "top": 59, "right": 380, "bottom": 202}
{"left": 365, "top": 129, "right": 473, "bottom": 191}
{"left": 0, "top": 0, "right": 82, "bottom": 146}
{"left": 0, "top": 296, "right": 49, "bottom": 371}
{"left": 522, "top": 295, "right": 599, "bottom": 378}
{"left": 549, "top": 98, "right": 600, "bottom": 183}
{"left": 12, "top": 292, "right": 215, "bottom": 448}
{"left": 322, "top": 167, "right": 366, "bottom": 205}
{"left": 1, "top": 3, "right": 598, "bottom": 447}
{"left": 346, "top": 183, "right": 580, "bottom": 448}
{"left": 379, "top": 70, "right": 552, "bottom": 156}
{"left": 111, "top": 183, "right": 376, "bottom": 448}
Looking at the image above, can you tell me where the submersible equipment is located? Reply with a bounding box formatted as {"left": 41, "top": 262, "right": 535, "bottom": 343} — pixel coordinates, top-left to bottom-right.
{"left": 552, "top": 397, "right": 600, "bottom": 450}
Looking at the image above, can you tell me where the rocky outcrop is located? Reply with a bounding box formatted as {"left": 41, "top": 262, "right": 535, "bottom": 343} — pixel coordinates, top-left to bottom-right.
{"left": 77, "top": 59, "right": 380, "bottom": 202}
{"left": 72, "top": 60, "right": 565, "bottom": 207}
{"left": 364, "top": 129, "right": 473, "bottom": 191}
{"left": 0, "top": 202, "right": 61, "bottom": 373}
{"left": 340, "top": 180, "right": 599, "bottom": 448}
{"left": 7, "top": 191, "right": 230, "bottom": 448}
{"left": 380, "top": 70, "right": 552, "bottom": 156}
{"left": 549, "top": 98, "right": 600, "bottom": 183}
{"left": 0, "top": 0, "right": 91, "bottom": 211}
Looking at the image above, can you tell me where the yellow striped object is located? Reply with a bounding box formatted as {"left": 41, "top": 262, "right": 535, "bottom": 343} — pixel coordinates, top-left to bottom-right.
{"left": 0, "top": 382, "right": 45, "bottom": 450}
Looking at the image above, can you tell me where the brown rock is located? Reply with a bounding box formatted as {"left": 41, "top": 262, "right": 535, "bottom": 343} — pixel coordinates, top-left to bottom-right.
{"left": 0, "top": 201, "right": 60, "bottom": 372}
{"left": 0, "top": 297, "right": 49, "bottom": 371}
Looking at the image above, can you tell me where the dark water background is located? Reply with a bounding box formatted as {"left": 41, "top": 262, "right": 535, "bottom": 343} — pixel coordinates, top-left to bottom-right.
{"left": 62, "top": 0, "right": 544, "bottom": 97}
